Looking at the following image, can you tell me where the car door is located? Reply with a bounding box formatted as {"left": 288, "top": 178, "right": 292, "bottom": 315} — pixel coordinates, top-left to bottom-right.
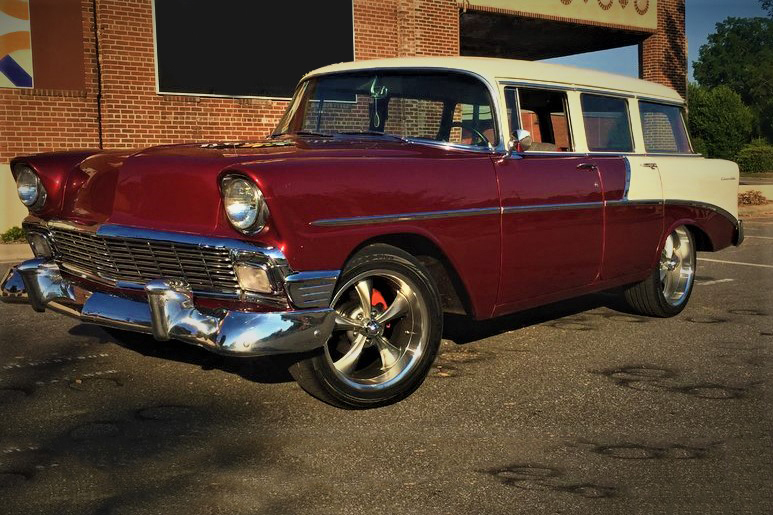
{"left": 494, "top": 87, "right": 603, "bottom": 311}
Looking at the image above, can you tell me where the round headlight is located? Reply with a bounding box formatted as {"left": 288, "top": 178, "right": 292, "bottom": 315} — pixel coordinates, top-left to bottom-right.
{"left": 15, "top": 165, "right": 45, "bottom": 209}
{"left": 222, "top": 176, "right": 268, "bottom": 233}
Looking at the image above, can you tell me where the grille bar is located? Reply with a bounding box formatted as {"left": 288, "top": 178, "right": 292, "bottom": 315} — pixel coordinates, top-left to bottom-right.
{"left": 50, "top": 228, "right": 240, "bottom": 294}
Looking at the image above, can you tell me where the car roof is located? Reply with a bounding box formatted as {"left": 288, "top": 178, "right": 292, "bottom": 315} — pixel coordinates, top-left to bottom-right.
{"left": 304, "top": 56, "right": 684, "bottom": 104}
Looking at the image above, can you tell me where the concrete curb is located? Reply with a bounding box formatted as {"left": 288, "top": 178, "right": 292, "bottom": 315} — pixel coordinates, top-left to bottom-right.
{"left": 0, "top": 243, "right": 32, "bottom": 263}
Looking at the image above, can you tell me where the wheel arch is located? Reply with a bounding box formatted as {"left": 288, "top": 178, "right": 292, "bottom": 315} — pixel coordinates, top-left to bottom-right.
{"left": 342, "top": 232, "right": 474, "bottom": 317}
{"left": 684, "top": 223, "right": 714, "bottom": 252}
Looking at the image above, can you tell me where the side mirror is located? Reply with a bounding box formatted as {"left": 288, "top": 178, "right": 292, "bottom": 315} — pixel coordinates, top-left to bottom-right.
{"left": 506, "top": 129, "right": 532, "bottom": 156}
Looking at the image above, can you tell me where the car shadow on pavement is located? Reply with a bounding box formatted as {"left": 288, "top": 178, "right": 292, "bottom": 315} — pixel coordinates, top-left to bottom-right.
{"left": 443, "top": 291, "right": 636, "bottom": 344}
{"left": 0, "top": 331, "right": 280, "bottom": 514}
{"left": 68, "top": 324, "right": 296, "bottom": 384}
{"left": 68, "top": 290, "right": 636, "bottom": 381}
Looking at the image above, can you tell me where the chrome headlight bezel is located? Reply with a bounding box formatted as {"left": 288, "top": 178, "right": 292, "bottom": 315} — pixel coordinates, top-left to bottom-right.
{"left": 220, "top": 174, "right": 269, "bottom": 234}
{"left": 14, "top": 164, "right": 47, "bottom": 211}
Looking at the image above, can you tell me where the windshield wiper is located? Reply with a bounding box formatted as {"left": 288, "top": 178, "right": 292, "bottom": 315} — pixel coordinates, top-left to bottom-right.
{"left": 335, "top": 131, "right": 406, "bottom": 141}
{"left": 272, "top": 130, "right": 333, "bottom": 138}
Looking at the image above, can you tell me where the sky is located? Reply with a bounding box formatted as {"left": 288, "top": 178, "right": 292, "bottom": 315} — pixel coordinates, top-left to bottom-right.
{"left": 543, "top": 0, "right": 768, "bottom": 81}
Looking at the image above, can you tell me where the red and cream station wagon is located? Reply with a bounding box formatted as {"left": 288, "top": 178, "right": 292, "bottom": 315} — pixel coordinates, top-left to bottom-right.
{"left": 2, "top": 57, "right": 743, "bottom": 408}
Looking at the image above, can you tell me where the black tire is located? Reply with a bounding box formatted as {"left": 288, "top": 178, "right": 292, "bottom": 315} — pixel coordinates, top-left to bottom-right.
{"left": 621, "top": 225, "right": 696, "bottom": 317}
{"left": 289, "top": 244, "right": 443, "bottom": 409}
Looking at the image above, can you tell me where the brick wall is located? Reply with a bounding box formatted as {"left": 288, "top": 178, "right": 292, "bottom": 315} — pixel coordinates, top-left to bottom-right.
{"left": 0, "top": 0, "right": 461, "bottom": 165}
{"left": 639, "top": 0, "right": 687, "bottom": 99}
{"left": 1, "top": 0, "right": 687, "bottom": 165}
{"left": 0, "top": 0, "right": 99, "bottom": 163}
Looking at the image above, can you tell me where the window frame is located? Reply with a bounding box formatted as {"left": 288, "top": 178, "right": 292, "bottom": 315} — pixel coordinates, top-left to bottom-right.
{"left": 504, "top": 86, "right": 575, "bottom": 153}
{"left": 580, "top": 93, "right": 635, "bottom": 154}
{"left": 637, "top": 100, "right": 695, "bottom": 155}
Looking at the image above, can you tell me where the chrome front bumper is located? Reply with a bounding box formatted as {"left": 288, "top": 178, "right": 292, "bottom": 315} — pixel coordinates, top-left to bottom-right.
{"left": 1, "top": 258, "right": 335, "bottom": 357}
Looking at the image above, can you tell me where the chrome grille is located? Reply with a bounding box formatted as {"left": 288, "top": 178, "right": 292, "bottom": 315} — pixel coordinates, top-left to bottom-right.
{"left": 49, "top": 228, "right": 239, "bottom": 294}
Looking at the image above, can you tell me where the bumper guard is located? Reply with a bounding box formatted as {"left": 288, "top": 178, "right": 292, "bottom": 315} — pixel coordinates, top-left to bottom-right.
{"left": 1, "top": 258, "right": 335, "bottom": 357}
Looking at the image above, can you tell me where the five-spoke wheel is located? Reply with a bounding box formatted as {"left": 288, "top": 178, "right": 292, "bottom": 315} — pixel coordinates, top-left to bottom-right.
{"left": 622, "top": 225, "right": 697, "bottom": 317}
{"left": 659, "top": 226, "right": 695, "bottom": 307}
{"left": 290, "top": 244, "right": 442, "bottom": 408}
{"left": 327, "top": 270, "right": 429, "bottom": 389}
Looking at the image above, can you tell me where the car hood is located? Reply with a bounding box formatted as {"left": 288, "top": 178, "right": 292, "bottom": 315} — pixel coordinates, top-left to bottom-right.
{"left": 49, "top": 137, "right": 465, "bottom": 233}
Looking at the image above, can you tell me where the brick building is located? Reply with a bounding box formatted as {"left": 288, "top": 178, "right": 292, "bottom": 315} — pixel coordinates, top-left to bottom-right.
{"left": 0, "top": 0, "right": 686, "bottom": 230}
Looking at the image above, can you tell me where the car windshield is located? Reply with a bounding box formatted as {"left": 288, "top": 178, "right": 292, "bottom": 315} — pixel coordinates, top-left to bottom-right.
{"left": 273, "top": 70, "right": 498, "bottom": 148}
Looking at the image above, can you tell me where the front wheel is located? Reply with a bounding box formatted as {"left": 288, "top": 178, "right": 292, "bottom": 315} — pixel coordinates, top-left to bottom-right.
{"left": 621, "top": 225, "right": 696, "bottom": 317}
{"left": 289, "top": 244, "right": 443, "bottom": 409}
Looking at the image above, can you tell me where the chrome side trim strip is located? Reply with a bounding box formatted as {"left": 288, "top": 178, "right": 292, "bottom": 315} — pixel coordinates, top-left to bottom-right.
{"left": 313, "top": 202, "right": 614, "bottom": 226}
{"left": 664, "top": 199, "right": 738, "bottom": 225}
{"left": 605, "top": 199, "right": 663, "bottom": 207}
{"left": 502, "top": 201, "right": 603, "bottom": 214}
{"left": 604, "top": 198, "right": 737, "bottom": 224}
{"left": 311, "top": 207, "right": 500, "bottom": 227}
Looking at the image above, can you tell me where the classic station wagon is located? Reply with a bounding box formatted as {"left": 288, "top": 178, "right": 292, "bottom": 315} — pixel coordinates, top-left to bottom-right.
{"left": 2, "top": 57, "right": 743, "bottom": 408}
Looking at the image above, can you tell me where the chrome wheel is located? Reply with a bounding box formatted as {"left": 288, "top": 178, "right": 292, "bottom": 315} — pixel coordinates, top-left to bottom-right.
{"left": 325, "top": 269, "right": 429, "bottom": 391}
{"left": 659, "top": 226, "right": 695, "bottom": 307}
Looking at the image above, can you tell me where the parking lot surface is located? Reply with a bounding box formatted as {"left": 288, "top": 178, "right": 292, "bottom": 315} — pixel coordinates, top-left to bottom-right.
{"left": 1, "top": 220, "right": 771, "bottom": 515}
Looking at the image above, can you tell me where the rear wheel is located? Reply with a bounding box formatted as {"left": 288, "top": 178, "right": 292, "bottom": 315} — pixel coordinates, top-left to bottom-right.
{"left": 621, "top": 225, "right": 696, "bottom": 317}
{"left": 290, "top": 244, "right": 442, "bottom": 409}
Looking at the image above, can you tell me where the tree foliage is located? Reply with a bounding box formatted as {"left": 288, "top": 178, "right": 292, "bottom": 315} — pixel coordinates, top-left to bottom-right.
{"left": 693, "top": 16, "right": 773, "bottom": 141}
{"left": 687, "top": 83, "right": 754, "bottom": 160}
{"left": 762, "top": 0, "right": 773, "bottom": 17}
{"left": 736, "top": 139, "right": 773, "bottom": 173}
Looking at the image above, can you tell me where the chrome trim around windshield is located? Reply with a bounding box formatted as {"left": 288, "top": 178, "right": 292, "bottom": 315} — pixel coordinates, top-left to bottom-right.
{"left": 311, "top": 207, "right": 500, "bottom": 227}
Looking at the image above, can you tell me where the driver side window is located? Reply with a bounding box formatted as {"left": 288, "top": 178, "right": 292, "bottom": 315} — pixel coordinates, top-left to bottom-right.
{"left": 505, "top": 87, "right": 573, "bottom": 152}
{"left": 449, "top": 103, "right": 495, "bottom": 147}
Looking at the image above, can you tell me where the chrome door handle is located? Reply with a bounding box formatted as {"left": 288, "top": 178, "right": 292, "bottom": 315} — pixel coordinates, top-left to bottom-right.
{"left": 642, "top": 162, "right": 658, "bottom": 169}
{"left": 577, "top": 163, "right": 598, "bottom": 171}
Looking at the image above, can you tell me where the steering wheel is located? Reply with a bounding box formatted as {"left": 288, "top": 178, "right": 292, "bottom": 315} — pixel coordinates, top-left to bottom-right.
{"left": 451, "top": 121, "right": 489, "bottom": 146}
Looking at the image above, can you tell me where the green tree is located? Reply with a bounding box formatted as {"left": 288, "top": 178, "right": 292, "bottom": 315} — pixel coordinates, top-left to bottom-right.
{"left": 762, "top": 0, "right": 773, "bottom": 17}
{"left": 693, "top": 16, "right": 773, "bottom": 141}
{"left": 687, "top": 83, "right": 754, "bottom": 160}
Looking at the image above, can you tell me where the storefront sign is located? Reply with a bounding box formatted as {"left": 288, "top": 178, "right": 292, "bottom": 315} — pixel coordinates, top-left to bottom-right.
{"left": 463, "top": 0, "right": 658, "bottom": 32}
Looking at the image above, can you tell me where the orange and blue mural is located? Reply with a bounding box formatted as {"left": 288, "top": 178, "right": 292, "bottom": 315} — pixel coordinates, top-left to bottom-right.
{"left": 0, "top": 0, "right": 33, "bottom": 88}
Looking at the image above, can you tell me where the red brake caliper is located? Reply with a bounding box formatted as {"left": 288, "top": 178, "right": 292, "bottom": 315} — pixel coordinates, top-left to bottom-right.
{"left": 371, "top": 289, "right": 389, "bottom": 327}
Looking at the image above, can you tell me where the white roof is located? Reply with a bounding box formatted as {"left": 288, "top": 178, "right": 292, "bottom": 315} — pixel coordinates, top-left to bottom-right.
{"left": 305, "top": 56, "right": 683, "bottom": 103}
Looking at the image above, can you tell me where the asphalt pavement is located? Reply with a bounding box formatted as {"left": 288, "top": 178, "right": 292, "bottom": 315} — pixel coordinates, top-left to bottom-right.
{"left": 1, "top": 220, "right": 771, "bottom": 514}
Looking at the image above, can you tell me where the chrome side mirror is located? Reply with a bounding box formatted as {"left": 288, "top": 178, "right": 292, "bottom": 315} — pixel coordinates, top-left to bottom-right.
{"left": 505, "top": 129, "right": 533, "bottom": 157}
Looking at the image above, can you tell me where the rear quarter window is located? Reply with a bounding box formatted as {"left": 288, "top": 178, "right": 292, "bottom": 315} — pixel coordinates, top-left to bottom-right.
{"left": 639, "top": 101, "right": 692, "bottom": 154}
{"left": 581, "top": 94, "right": 633, "bottom": 153}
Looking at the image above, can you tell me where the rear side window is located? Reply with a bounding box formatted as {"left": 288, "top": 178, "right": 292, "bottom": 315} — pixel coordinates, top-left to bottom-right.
{"left": 639, "top": 101, "right": 692, "bottom": 153}
{"left": 581, "top": 94, "right": 633, "bottom": 152}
